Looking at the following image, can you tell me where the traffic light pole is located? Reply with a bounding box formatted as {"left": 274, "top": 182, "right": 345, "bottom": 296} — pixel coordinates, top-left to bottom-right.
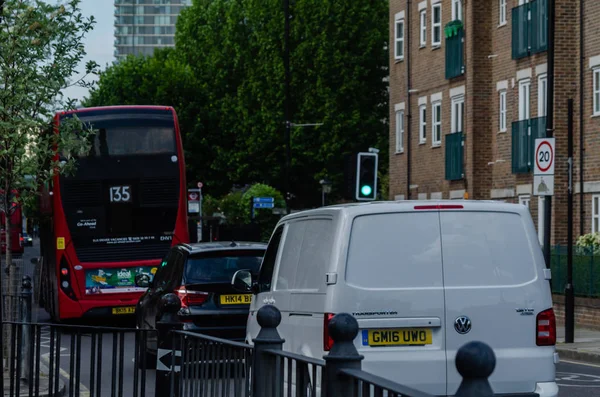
{"left": 283, "top": 0, "right": 291, "bottom": 210}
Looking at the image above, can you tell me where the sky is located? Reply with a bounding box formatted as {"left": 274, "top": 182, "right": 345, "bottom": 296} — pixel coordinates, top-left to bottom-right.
{"left": 61, "top": 0, "right": 115, "bottom": 104}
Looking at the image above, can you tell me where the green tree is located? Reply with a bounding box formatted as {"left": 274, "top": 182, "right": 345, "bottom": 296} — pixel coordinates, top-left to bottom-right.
{"left": 0, "top": 0, "right": 97, "bottom": 301}
{"left": 176, "top": 0, "right": 389, "bottom": 208}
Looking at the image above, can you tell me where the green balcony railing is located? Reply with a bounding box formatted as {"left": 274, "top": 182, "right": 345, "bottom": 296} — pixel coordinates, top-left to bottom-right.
{"left": 512, "top": 0, "right": 548, "bottom": 60}
{"left": 511, "top": 116, "right": 547, "bottom": 174}
{"left": 445, "top": 20, "right": 464, "bottom": 80}
{"left": 445, "top": 132, "right": 464, "bottom": 181}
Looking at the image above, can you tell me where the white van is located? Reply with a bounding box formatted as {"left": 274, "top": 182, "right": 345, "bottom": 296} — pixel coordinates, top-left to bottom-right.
{"left": 232, "top": 201, "right": 559, "bottom": 396}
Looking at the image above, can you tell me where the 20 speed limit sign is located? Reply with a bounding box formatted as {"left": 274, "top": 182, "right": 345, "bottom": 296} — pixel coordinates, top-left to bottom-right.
{"left": 534, "top": 138, "right": 555, "bottom": 175}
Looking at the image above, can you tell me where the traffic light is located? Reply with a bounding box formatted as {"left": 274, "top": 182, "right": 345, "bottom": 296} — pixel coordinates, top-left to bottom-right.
{"left": 356, "top": 152, "right": 378, "bottom": 201}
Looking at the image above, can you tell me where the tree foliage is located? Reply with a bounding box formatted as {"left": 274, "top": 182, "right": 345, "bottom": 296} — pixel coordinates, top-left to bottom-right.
{"left": 85, "top": 0, "right": 389, "bottom": 207}
{"left": 0, "top": 0, "right": 98, "bottom": 268}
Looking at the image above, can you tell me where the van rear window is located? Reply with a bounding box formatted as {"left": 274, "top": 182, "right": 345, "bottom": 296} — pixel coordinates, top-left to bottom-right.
{"left": 439, "top": 211, "right": 537, "bottom": 287}
{"left": 345, "top": 213, "right": 444, "bottom": 289}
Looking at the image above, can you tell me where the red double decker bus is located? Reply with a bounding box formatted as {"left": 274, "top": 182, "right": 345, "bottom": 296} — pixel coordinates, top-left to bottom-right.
{"left": 39, "top": 106, "right": 190, "bottom": 321}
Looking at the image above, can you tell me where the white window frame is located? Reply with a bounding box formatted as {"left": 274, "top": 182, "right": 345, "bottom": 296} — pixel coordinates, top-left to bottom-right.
{"left": 451, "top": 95, "right": 464, "bottom": 133}
{"left": 519, "top": 194, "right": 531, "bottom": 208}
{"left": 538, "top": 197, "right": 545, "bottom": 246}
{"left": 593, "top": 195, "right": 600, "bottom": 234}
{"left": 395, "top": 19, "right": 405, "bottom": 61}
{"left": 432, "top": 101, "right": 442, "bottom": 146}
{"left": 594, "top": 68, "right": 600, "bottom": 116}
{"left": 499, "top": 90, "right": 507, "bottom": 132}
{"left": 499, "top": 0, "right": 507, "bottom": 26}
{"left": 419, "top": 104, "right": 427, "bottom": 144}
{"left": 432, "top": 4, "right": 442, "bottom": 47}
{"left": 538, "top": 73, "right": 547, "bottom": 117}
{"left": 452, "top": 0, "right": 462, "bottom": 21}
{"left": 518, "top": 79, "right": 531, "bottom": 121}
{"left": 395, "top": 110, "right": 404, "bottom": 153}
{"left": 420, "top": 10, "right": 427, "bottom": 47}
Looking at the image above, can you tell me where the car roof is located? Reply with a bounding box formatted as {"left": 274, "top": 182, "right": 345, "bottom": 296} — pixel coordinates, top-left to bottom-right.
{"left": 276, "top": 200, "right": 529, "bottom": 223}
{"left": 178, "top": 241, "right": 267, "bottom": 255}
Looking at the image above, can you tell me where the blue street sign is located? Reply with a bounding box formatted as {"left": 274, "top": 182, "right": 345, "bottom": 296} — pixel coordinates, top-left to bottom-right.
{"left": 253, "top": 202, "right": 275, "bottom": 209}
{"left": 253, "top": 197, "right": 275, "bottom": 203}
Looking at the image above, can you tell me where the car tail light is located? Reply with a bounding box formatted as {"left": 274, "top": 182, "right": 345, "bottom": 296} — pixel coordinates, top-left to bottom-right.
{"left": 536, "top": 308, "right": 556, "bottom": 346}
{"left": 176, "top": 287, "right": 209, "bottom": 307}
{"left": 414, "top": 204, "right": 464, "bottom": 210}
{"left": 323, "top": 313, "right": 335, "bottom": 351}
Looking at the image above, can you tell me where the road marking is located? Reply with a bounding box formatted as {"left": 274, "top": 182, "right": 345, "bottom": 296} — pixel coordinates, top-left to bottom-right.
{"left": 561, "top": 359, "right": 600, "bottom": 369}
{"left": 40, "top": 353, "right": 90, "bottom": 397}
{"left": 556, "top": 371, "right": 600, "bottom": 388}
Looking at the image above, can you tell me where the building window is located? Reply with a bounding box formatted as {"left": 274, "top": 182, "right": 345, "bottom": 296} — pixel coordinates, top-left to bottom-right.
{"left": 432, "top": 102, "right": 442, "bottom": 146}
{"left": 395, "top": 19, "right": 405, "bottom": 61}
{"left": 396, "top": 111, "right": 404, "bottom": 153}
{"left": 452, "top": 0, "right": 462, "bottom": 21}
{"left": 499, "top": 90, "right": 507, "bottom": 132}
{"left": 419, "top": 105, "right": 427, "bottom": 144}
{"left": 519, "top": 79, "right": 531, "bottom": 121}
{"left": 593, "top": 195, "right": 600, "bottom": 233}
{"left": 519, "top": 0, "right": 530, "bottom": 4}
{"left": 499, "top": 0, "right": 507, "bottom": 25}
{"left": 594, "top": 68, "right": 600, "bottom": 116}
{"left": 451, "top": 96, "right": 464, "bottom": 133}
{"left": 538, "top": 74, "right": 547, "bottom": 117}
{"left": 420, "top": 10, "right": 427, "bottom": 47}
{"left": 519, "top": 194, "right": 531, "bottom": 208}
{"left": 432, "top": 4, "right": 442, "bottom": 47}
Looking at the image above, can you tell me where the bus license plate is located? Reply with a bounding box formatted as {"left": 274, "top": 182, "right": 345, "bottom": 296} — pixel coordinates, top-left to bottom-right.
{"left": 112, "top": 306, "right": 135, "bottom": 315}
{"left": 362, "top": 328, "right": 432, "bottom": 346}
{"left": 220, "top": 295, "right": 252, "bottom": 305}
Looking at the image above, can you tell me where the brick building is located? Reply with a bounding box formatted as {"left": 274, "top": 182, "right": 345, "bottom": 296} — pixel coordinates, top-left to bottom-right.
{"left": 388, "top": 0, "right": 600, "bottom": 246}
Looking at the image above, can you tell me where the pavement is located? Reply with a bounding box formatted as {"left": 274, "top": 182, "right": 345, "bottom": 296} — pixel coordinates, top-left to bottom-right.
{"left": 1, "top": 240, "right": 66, "bottom": 397}
{"left": 556, "top": 325, "right": 600, "bottom": 364}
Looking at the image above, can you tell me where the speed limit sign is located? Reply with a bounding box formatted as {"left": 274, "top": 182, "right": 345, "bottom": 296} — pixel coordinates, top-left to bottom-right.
{"left": 534, "top": 138, "right": 555, "bottom": 175}
{"left": 533, "top": 138, "right": 555, "bottom": 197}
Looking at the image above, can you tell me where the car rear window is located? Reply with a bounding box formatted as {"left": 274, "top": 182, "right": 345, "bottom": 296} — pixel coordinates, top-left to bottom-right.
{"left": 345, "top": 212, "right": 444, "bottom": 289}
{"left": 184, "top": 250, "right": 264, "bottom": 285}
{"left": 439, "top": 211, "right": 537, "bottom": 287}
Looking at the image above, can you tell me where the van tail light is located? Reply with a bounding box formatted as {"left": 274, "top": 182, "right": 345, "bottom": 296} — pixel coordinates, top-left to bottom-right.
{"left": 536, "top": 308, "right": 556, "bottom": 346}
{"left": 414, "top": 204, "right": 464, "bottom": 210}
{"left": 176, "top": 287, "right": 209, "bottom": 307}
{"left": 323, "top": 313, "right": 335, "bottom": 351}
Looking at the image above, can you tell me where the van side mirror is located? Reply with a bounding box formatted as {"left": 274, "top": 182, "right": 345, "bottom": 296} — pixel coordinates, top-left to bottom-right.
{"left": 135, "top": 273, "right": 152, "bottom": 288}
{"left": 231, "top": 269, "right": 253, "bottom": 293}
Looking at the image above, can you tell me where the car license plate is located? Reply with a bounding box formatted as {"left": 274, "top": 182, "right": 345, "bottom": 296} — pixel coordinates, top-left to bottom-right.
{"left": 112, "top": 306, "right": 135, "bottom": 315}
{"left": 220, "top": 294, "right": 252, "bottom": 305}
{"left": 362, "top": 328, "right": 432, "bottom": 346}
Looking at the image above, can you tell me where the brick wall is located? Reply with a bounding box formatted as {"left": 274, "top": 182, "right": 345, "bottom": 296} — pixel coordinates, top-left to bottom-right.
{"left": 388, "top": 0, "right": 600, "bottom": 244}
{"left": 553, "top": 294, "right": 600, "bottom": 330}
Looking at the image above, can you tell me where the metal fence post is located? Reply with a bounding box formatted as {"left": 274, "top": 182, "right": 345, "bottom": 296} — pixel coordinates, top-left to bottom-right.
{"left": 323, "top": 313, "right": 364, "bottom": 397}
{"left": 20, "top": 275, "right": 32, "bottom": 384}
{"left": 454, "top": 341, "right": 496, "bottom": 397}
{"left": 154, "top": 293, "right": 183, "bottom": 397}
{"left": 252, "top": 305, "right": 285, "bottom": 397}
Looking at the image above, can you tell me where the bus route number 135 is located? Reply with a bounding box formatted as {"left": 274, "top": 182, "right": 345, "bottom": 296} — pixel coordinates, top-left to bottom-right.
{"left": 109, "top": 186, "right": 132, "bottom": 203}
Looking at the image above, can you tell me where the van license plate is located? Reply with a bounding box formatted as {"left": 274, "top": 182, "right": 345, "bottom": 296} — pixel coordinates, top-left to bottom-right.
{"left": 112, "top": 306, "right": 135, "bottom": 315}
{"left": 362, "top": 328, "right": 432, "bottom": 346}
{"left": 220, "top": 294, "right": 252, "bottom": 305}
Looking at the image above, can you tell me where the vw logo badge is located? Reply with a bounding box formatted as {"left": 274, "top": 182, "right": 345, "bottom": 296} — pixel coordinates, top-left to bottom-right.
{"left": 454, "top": 316, "right": 472, "bottom": 334}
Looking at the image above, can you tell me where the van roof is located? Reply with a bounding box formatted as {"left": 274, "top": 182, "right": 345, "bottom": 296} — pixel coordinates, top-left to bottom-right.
{"left": 278, "top": 200, "right": 528, "bottom": 223}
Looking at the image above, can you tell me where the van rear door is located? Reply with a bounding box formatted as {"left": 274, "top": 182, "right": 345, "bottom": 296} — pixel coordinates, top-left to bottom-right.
{"left": 342, "top": 211, "right": 447, "bottom": 396}
{"left": 440, "top": 209, "right": 555, "bottom": 395}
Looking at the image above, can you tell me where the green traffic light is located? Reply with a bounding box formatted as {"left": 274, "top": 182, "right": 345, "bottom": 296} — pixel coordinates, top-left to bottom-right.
{"left": 361, "top": 185, "right": 372, "bottom": 196}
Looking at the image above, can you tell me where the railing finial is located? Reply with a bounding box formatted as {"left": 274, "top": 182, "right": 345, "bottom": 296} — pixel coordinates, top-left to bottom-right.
{"left": 455, "top": 341, "right": 496, "bottom": 397}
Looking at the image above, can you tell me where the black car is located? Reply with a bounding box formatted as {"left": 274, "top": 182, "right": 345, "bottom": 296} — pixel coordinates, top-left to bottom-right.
{"left": 135, "top": 241, "right": 266, "bottom": 364}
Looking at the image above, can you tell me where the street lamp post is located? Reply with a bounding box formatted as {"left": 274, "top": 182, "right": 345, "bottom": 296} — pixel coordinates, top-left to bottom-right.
{"left": 319, "top": 179, "right": 332, "bottom": 207}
